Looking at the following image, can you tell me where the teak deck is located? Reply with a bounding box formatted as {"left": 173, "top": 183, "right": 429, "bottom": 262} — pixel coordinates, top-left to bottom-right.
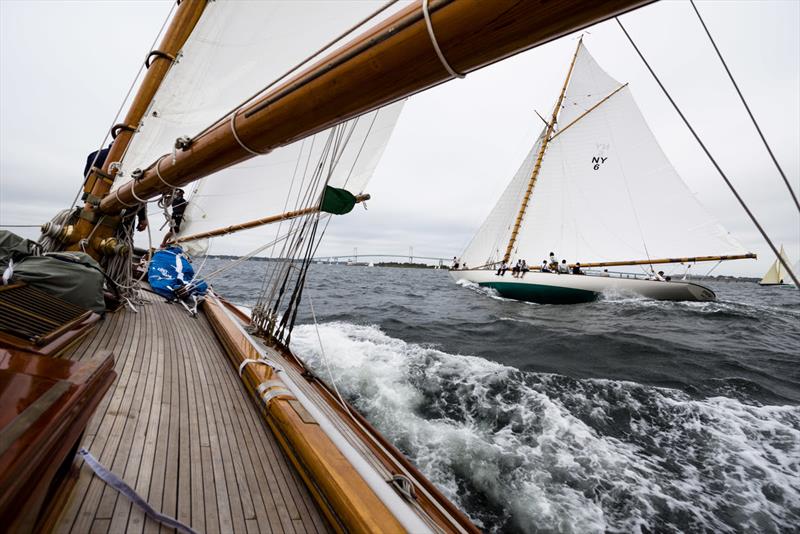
{"left": 55, "top": 291, "right": 330, "bottom": 534}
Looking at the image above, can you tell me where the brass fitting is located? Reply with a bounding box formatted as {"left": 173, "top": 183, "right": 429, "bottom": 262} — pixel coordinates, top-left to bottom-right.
{"left": 41, "top": 222, "right": 78, "bottom": 244}
{"left": 96, "top": 237, "right": 129, "bottom": 256}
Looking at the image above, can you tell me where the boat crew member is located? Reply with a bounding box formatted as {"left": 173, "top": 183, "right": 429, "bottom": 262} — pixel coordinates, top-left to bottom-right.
{"left": 558, "top": 259, "right": 570, "bottom": 274}
{"left": 170, "top": 189, "right": 188, "bottom": 232}
{"left": 452, "top": 257, "right": 460, "bottom": 270}
{"left": 85, "top": 144, "right": 148, "bottom": 231}
{"left": 600, "top": 269, "right": 610, "bottom": 277}
{"left": 520, "top": 259, "right": 529, "bottom": 278}
{"left": 548, "top": 252, "right": 559, "bottom": 271}
{"left": 571, "top": 262, "right": 584, "bottom": 275}
{"left": 496, "top": 261, "right": 509, "bottom": 276}
{"left": 511, "top": 259, "right": 522, "bottom": 278}
{"left": 649, "top": 269, "right": 666, "bottom": 281}
{"left": 541, "top": 260, "right": 551, "bottom": 273}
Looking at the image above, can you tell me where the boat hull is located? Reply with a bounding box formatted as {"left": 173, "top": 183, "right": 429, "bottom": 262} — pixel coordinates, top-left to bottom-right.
{"left": 450, "top": 270, "right": 716, "bottom": 304}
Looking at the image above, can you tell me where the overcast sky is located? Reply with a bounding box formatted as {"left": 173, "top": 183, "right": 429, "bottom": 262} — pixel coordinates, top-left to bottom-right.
{"left": 1, "top": 0, "right": 798, "bottom": 277}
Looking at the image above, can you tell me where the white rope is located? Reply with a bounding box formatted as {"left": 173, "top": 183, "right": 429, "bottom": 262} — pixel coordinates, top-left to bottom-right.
{"left": 129, "top": 184, "right": 146, "bottom": 204}
{"left": 422, "top": 0, "right": 465, "bottom": 79}
{"left": 113, "top": 188, "right": 137, "bottom": 208}
{"left": 229, "top": 112, "right": 268, "bottom": 156}
{"left": 155, "top": 155, "right": 179, "bottom": 189}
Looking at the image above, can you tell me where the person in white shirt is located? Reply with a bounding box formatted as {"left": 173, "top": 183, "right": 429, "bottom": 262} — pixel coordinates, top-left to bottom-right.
{"left": 600, "top": 269, "right": 610, "bottom": 277}
{"left": 548, "top": 252, "right": 559, "bottom": 272}
{"left": 558, "top": 259, "right": 570, "bottom": 274}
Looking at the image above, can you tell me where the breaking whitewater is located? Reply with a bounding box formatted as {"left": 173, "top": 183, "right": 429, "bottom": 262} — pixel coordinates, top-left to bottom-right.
{"left": 205, "top": 260, "right": 800, "bottom": 533}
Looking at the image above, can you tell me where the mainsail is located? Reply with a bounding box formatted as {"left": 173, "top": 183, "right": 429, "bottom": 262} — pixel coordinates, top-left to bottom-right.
{"left": 461, "top": 42, "right": 746, "bottom": 269}
{"left": 111, "top": 0, "right": 405, "bottom": 253}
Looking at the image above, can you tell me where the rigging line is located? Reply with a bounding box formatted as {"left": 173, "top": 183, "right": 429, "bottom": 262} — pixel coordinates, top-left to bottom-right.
{"left": 308, "top": 294, "right": 357, "bottom": 421}
{"left": 690, "top": 0, "right": 799, "bottom": 213}
{"left": 615, "top": 17, "right": 799, "bottom": 288}
{"left": 192, "top": 0, "right": 401, "bottom": 140}
{"left": 0, "top": 224, "right": 40, "bottom": 228}
{"left": 68, "top": 1, "right": 177, "bottom": 211}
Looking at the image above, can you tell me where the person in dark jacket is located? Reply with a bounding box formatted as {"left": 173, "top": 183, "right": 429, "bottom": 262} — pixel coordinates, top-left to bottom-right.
{"left": 84, "top": 145, "right": 148, "bottom": 231}
{"left": 170, "top": 189, "right": 188, "bottom": 233}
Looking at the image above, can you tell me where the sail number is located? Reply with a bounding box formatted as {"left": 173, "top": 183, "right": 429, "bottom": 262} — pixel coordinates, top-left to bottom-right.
{"left": 591, "top": 156, "right": 608, "bottom": 171}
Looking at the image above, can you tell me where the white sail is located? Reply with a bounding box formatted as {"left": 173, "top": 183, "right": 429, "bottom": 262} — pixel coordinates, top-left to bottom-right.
{"left": 760, "top": 245, "right": 789, "bottom": 285}
{"left": 463, "top": 43, "right": 746, "bottom": 268}
{"left": 111, "top": 0, "right": 406, "bottom": 250}
{"left": 459, "top": 131, "right": 545, "bottom": 268}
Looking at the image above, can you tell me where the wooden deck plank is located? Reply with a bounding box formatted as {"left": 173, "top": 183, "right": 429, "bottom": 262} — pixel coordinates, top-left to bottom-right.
{"left": 54, "top": 291, "right": 330, "bottom": 534}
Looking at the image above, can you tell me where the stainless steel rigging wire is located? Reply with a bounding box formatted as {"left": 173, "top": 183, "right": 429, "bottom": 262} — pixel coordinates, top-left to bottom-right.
{"left": 615, "top": 17, "right": 799, "bottom": 288}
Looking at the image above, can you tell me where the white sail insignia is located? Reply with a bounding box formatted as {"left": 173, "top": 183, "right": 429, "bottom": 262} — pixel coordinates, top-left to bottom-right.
{"left": 461, "top": 43, "right": 746, "bottom": 269}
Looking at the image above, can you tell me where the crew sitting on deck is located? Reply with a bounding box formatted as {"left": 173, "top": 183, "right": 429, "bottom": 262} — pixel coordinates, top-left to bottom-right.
{"left": 451, "top": 257, "right": 460, "bottom": 270}
{"left": 649, "top": 270, "right": 666, "bottom": 281}
{"left": 548, "top": 252, "right": 559, "bottom": 272}
{"left": 541, "top": 260, "right": 551, "bottom": 273}
{"left": 496, "top": 261, "right": 509, "bottom": 276}
{"left": 519, "top": 259, "right": 529, "bottom": 278}
{"left": 511, "top": 259, "right": 524, "bottom": 278}
{"left": 572, "top": 262, "right": 584, "bottom": 275}
{"left": 600, "top": 269, "right": 610, "bottom": 277}
{"left": 557, "top": 259, "right": 570, "bottom": 274}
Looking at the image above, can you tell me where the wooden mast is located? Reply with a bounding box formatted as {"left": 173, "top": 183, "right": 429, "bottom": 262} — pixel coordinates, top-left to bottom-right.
{"left": 501, "top": 37, "right": 583, "bottom": 265}
{"left": 69, "top": 0, "right": 207, "bottom": 254}
{"left": 98, "top": 0, "right": 652, "bottom": 217}
{"left": 171, "top": 194, "right": 370, "bottom": 244}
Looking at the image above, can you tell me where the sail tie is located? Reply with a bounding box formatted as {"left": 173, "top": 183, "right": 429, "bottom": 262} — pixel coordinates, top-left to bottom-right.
{"left": 153, "top": 155, "right": 180, "bottom": 189}
{"left": 422, "top": 0, "right": 465, "bottom": 79}
{"left": 229, "top": 111, "right": 270, "bottom": 156}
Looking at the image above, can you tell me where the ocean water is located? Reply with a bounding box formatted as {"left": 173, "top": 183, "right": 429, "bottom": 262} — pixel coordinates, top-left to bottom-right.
{"left": 202, "top": 260, "right": 800, "bottom": 533}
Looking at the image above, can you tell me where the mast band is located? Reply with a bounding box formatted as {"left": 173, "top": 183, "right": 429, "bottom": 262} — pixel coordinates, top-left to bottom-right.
{"left": 230, "top": 112, "right": 269, "bottom": 156}
{"left": 145, "top": 50, "right": 176, "bottom": 69}
{"left": 422, "top": 0, "right": 465, "bottom": 79}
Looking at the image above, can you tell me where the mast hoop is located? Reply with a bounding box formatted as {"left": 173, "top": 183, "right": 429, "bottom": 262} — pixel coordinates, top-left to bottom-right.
{"left": 145, "top": 50, "right": 176, "bottom": 69}
{"left": 422, "top": 0, "right": 465, "bottom": 79}
{"left": 111, "top": 123, "right": 137, "bottom": 140}
{"left": 113, "top": 187, "right": 138, "bottom": 209}
{"left": 154, "top": 155, "right": 179, "bottom": 189}
{"left": 229, "top": 111, "right": 270, "bottom": 156}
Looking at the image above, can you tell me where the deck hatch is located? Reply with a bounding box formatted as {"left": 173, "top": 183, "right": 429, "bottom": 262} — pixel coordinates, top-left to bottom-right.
{"left": 0, "top": 283, "right": 92, "bottom": 345}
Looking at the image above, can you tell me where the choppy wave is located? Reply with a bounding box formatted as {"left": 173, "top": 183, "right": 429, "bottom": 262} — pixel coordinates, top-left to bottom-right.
{"left": 291, "top": 322, "right": 800, "bottom": 534}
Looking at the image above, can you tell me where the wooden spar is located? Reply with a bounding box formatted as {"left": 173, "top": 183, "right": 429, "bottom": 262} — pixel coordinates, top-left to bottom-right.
{"left": 529, "top": 253, "right": 757, "bottom": 270}
{"left": 99, "top": 0, "right": 652, "bottom": 217}
{"left": 172, "top": 193, "right": 370, "bottom": 244}
{"left": 69, "top": 0, "right": 207, "bottom": 253}
{"left": 502, "top": 38, "right": 583, "bottom": 264}
{"left": 549, "top": 83, "right": 628, "bottom": 142}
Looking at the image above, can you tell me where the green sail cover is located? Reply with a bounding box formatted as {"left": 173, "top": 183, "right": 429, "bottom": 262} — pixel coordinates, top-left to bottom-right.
{"left": 320, "top": 186, "right": 357, "bottom": 215}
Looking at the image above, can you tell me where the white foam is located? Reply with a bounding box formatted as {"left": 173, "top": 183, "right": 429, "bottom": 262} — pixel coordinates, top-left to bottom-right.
{"left": 291, "top": 322, "right": 800, "bottom": 533}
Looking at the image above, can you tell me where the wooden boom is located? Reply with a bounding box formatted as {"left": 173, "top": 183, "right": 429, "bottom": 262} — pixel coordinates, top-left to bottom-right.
{"left": 97, "top": 0, "right": 652, "bottom": 220}
{"left": 554, "top": 253, "right": 757, "bottom": 269}
{"left": 172, "top": 194, "right": 370, "bottom": 244}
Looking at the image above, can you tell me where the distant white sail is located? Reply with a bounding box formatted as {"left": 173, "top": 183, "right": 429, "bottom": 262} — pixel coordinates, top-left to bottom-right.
{"left": 759, "top": 244, "right": 789, "bottom": 285}
{"left": 462, "top": 43, "right": 745, "bottom": 268}
{"left": 111, "top": 0, "right": 406, "bottom": 250}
